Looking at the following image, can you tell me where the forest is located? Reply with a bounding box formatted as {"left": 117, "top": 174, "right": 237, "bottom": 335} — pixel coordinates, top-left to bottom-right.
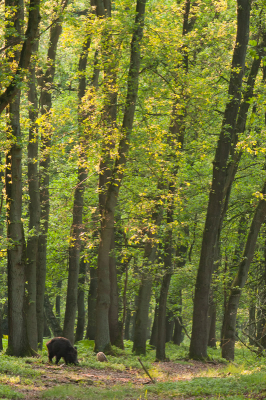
{"left": 0, "top": 0, "right": 266, "bottom": 373}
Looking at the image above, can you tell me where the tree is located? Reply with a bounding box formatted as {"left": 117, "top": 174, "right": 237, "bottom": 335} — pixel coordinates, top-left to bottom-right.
{"left": 189, "top": 0, "right": 251, "bottom": 360}
{"left": 95, "top": 0, "right": 147, "bottom": 353}
{"left": 222, "top": 181, "right": 266, "bottom": 360}
{"left": 37, "top": 0, "right": 68, "bottom": 349}
{"left": 5, "top": 0, "right": 40, "bottom": 356}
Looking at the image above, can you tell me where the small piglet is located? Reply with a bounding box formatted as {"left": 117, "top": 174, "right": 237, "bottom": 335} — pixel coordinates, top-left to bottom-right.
{"left": 46, "top": 337, "right": 78, "bottom": 365}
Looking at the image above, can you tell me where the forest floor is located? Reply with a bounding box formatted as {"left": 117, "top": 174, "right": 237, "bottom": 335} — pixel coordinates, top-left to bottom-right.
{"left": 7, "top": 358, "right": 226, "bottom": 399}
{"left": 2, "top": 341, "right": 266, "bottom": 399}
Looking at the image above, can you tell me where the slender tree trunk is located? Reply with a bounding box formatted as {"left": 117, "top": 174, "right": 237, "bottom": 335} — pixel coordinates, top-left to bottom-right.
{"left": 56, "top": 280, "right": 62, "bottom": 320}
{"left": 189, "top": 0, "right": 250, "bottom": 359}
{"left": 0, "top": 0, "right": 40, "bottom": 114}
{"left": 64, "top": 7, "right": 99, "bottom": 342}
{"left": 43, "top": 314, "right": 51, "bottom": 337}
{"left": 257, "top": 234, "right": 266, "bottom": 346}
{"left": 156, "top": 262, "right": 172, "bottom": 359}
{"left": 165, "top": 311, "right": 174, "bottom": 343}
{"left": 149, "top": 303, "right": 159, "bottom": 347}
{"left": 222, "top": 181, "right": 266, "bottom": 360}
{"left": 155, "top": 0, "right": 193, "bottom": 360}
{"left": 124, "top": 308, "right": 131, "bottom": 340}
{"left": 207, "top": 301, "right": 217, "bottom": 348}
{"left": 63, "top": 35, "right": 91, "bottom": 344}
{"left": 37, "top": 6, "right": 67, "bottom": 348}
{"left": 26, "top": 38, "right": 40, "bottom": 351}
{"left": 75, "top": 257, "right": 86, "bottom": 342}
{"left": 44, "top": 295, "right": 63, "bottom": 337}
{"left": 95, "top": 0, "right": 146, "bottom": 353}
{"left": 248, "top": 304, "right": 256, "bottom": 345}
{"left": 132, "top": 275, "right": 153, "bottom": 355}
{"left": 86, "top": 265, "right": 98, "bottom": 339}
{"left": 5, "top": 0, "right": 32, "bottom": 357}
{"left": 132, "top": 205, "right": 163, "bottom": 355}
{"left": 173, "top": 316, "right": 183, "bottom": 346}
{"left": 109, "top": 231, "right": 123, "bottom": 347}
{"left": 63, "top": 162, "right": 86, "bottom": 343}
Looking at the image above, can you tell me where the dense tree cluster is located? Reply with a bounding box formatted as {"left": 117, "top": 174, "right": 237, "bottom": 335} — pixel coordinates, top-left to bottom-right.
{"left": 0, "top": 0, "right": 266, "bottom": 362}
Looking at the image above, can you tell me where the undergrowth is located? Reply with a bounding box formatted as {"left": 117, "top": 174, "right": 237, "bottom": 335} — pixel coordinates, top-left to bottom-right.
{"left": 1, "top": 338, "right": 266, "bottom": 399}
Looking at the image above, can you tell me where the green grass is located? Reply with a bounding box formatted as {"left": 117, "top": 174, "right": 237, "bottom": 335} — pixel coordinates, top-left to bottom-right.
{"left": 40, "top": 384, "right": 150, "bottom": 399}
{"left": 0, "top": 384, "right": 24, "bottom": 399}
{"left": 1, "top": 338, "right": 266, "bottom": 399}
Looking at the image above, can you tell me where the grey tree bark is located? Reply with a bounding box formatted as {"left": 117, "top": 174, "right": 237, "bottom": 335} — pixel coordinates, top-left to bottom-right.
{"left": 189, "top": 0, "right": 251, "bottom": 359}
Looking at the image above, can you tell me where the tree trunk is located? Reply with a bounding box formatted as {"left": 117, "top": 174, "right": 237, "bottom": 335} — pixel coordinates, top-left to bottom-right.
{"left": 0, "top": 0, "right": 40, "bottom": 114}
{"left": 132, "top": 275, "right": 153, "bottom": 355}
{"left": 156, "top": 204, "right": 174, "bottom": 360}
{"left": 26, "top": 38, "right": 40, "bottom": 352}
{"left": 173, "top": 316, "right": 183, "bottom": 346}
{"left": 56, "top": 280, "right": 62, "bottom": 321}
{"left": 248, "top": 304, "right": 256, "bottom": 346}
{"left": 156, "top": 277, "right": 172, "bottom": 359}
{"left": 44, "top": 295, "right": 63, "bottom": 337}
{"left": 189, "top": 0, "right": 250, "bottom": 359}
{"left": 165, "top": 311, "right": 174, "bottom": 343}
{"left": 86, "top": 265, "right": 98, "bottom": 340}
{"left": 124, "top": 308, "right": 131, "bottom": 341}
{"left": 207, "top": 302, "right": 217, "bottom": 348}
{"left": 133, "top": 204, "right": 163, "bottom": 355}
{"left": 75, "top": 257, "right": 86, "bottom": 342}
{"left": 109, "top": 230, "right": 123, "bottom": 348}
{"left": 149, "top": 303, "right": 158, "bottom": 347}
{"left": 63, "top": 27, "right": 92, "bottom": 344}
{"left": 63, "top": 163, "right": 86, "bottom": 343}
{"left": 5, "top": 0, "right": 32, "bottom": 357}
{"left": 43, "top": 314, "right": 51, "bottom": 337}
{"left": 155, "top": 0, "right": 193, "bottom": 360}
{"left": 222, "top": 181, "right": 266, "bottom": 360}
{"left": 37, "top": 2, "right": 68, "bottom": 349}
{"left": 95, "top": 0, "right": 146, "bottom": 353}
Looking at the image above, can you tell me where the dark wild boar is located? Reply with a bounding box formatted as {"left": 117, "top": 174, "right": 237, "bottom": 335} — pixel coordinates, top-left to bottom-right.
{"left": 46, "top": 337, "right": 78, "bottom": 365}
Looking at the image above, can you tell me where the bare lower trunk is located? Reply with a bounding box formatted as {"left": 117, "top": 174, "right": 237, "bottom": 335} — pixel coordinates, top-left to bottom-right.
{"left": 133, "top": 275, "right": 153, "bottom": 355}
{"left": 109, "top": 230, "right": 123, "bottom": 348}
{"left": 222, "top": 182, "right": 266, "bottom": 360}
{"left": 44, "top": 295, "right": 63, "bottom": 337}
{"left": 149, "top": 303, "right": 158, "bottom": 347}
{"left": 63, "top": 165, "right": 86, "bottom": 343}
{"left": 207, "top": 302, "right": 217, "bottom": 348}
{"left": 133, "top": 206, "right": 163, "bottom": 355}
{"left": 86, "top": 265, "right": 98, "bottom": 340}
{"left": 173, "top": 316, "right": 183, "bottom": 345}
{"left": 75, "top": 258, "right": 86, "bottom": 342}
{"left": 156, "top": 274, "right": 172, "bottom": 360}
